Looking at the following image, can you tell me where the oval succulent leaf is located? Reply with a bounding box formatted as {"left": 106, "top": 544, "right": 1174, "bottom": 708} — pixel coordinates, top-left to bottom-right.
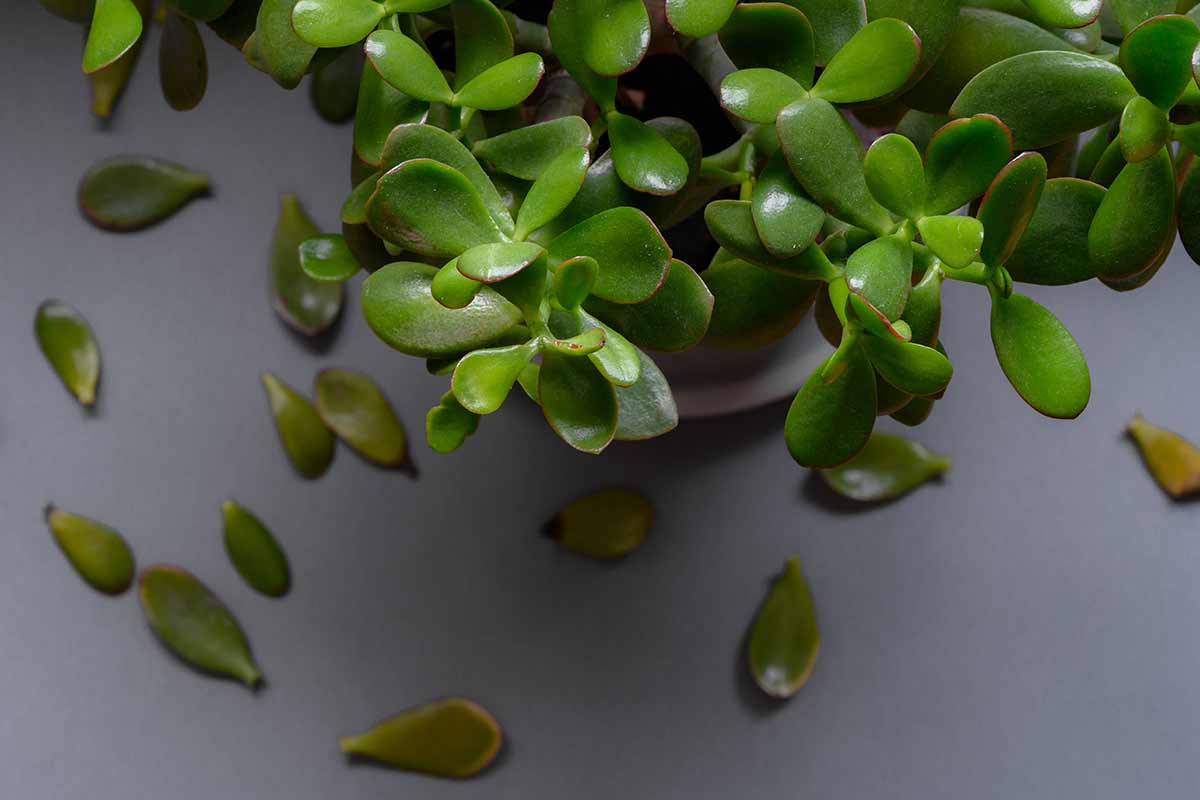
{"left": 747, "top": 558, "right": 819, "bottom": 699}
{"left": 314, "top": 367, "right": 408, "bottom": 467}
{"left": 79, "top": 156, "right": 209, "bottom": 231}
{"left": 751, "top": 151, "right": 825, "bottom": 258}
{"left": 45, "top": 506, "right": 134, "bottom": 594}
{"left": 545, "top": 488, "right": 652, "bottom": 558}
{"left": 923, "top": 114, "right": 1013, "bottom": 216}
{"left": 586, "top": 259, "right": 713, "bottom": 352}
{"left": 139, "top": 565, "right": 262, "bottom": 687}
{"left": 452, "top": 341, "right": 539, "bottom": 414}
{"left": 606, "top": 112, "right": 690, "bottom": 196}
{"left": 1127, "top": 414, "right": 1200, "bottom": 498}
{"left": 978, "top": 152, "right": 1047, "bottom": 267}
{"left": 548, "top": 207, "right": 671, "bottom": 304}
{"left": 35, "top": 300, "right": 101, "bottom": 407}
{"left": 1120, "top": 14, "right": 1200, "bottom": 109}
{"left": 538, "top": 352, "right": 618, "bottom": 453}
{"left": 721, "top": 69, "right": 808, "bottom": 125}
{"left": 810, "top": 18, "right": 920, "bottom": 104}
{"left": 702, "top": 255, "right": 821, "bottom": 350}
{"left": 298, "top": 234, "right": 360, "bottom": 283}
{"left": 452, "top": 0, "right": 513, "bottom": 88}
{"left": 270, "top": 195, "right": 343, "bottom": 335}
{"left": 256, "top": 0, "right": 319, "bottom": 89}
{"left": 516, "top": 147, "right": 590, "bottom": 238}
{"left": 310, "top": 42, "right": 361, "bottom": 123}
{"left": 426, "top": 391, "right": 481, "bottom": 453}
{"left": 221, "top": 500, "right": 289, "bottom": 597}
{"left": 1021, "top": 0, "right": 1102, "bottom": 28}
{"left": 83, "top": 0, "right": 143, "bottom": 74}
{"left": 578, "top": 0, "right": 649, "bottom": 76}
{"left": 353, "top": 61, "right": 430, "bottom": 166}
{"left": 339, "top": 698, "right": 502, "bottom": 778}
{"left": 989, "top": 292, "right": 1090, "bottom": 419}
{"left": 553, "top": 256, "right": 598, "bottom": 310}
{"left": 861, "top": 335, "right": 953, "bottom": 396}
{"left": 820, "top": 432, "right": 950, "bottom": 501}
{"left": 864, "top": 0, "right": 959, "bottom": 86}
{"left": 785, "top": 346, "right": 877, "bottom": 468}
{"left": 472, "top": 117, "right": 592, "bottom": 180}
{"left": 844, "top": 235, "right": 912, "bottom": 321}
{"left": 916, "top": 215, "right": 983, "bottom": 269}
{"left": 291, "top": 0, "right": 386, "bottom": 48}
{"left": 1006, "top": 177, "right": 1104, "bottom": 285}
{"left": 365, "top": 30, "right": 454, "bottom": 105}
{"left": 1087, "top": 147, "right": 1175, "bottom": 280}
{"left": 261, "top": 372, "right": 336, "bottom": 478}
{"left": 546, "top": 0, "right": 618, "bottom": 112}
{"left": 1113, "top": 0, "right": 1177, "bottom": 35}
{"left": 666, "top": 0, "right": 737, "bottom": 38}
{"left": 1119, "top": 95, "right": 1170, "bottom": 163}
{"left": 718, "top": 1, "right": 816, "bottom": 86}
{"left": 614, "top": 348, "right": 678, "bottom": 440}
{"left": 791, "top": 0, "right": 867, "bottom": 65}
{"left": 453, "top": 52, "right": 544, "bottom": 110}
{"left": 457, "top": 241, "right": 545, "bottom": 283}
{"left": 159, "top": 8, "right": 208, "bottom": 111}
{"left": 864, "top": 133, "right": 925, "bottom": 220}
{"left": 580, "top": 314, "right": 640, "bottom": 386}
{"left": 90, "top": 0, "right": 148, "bottom": 118}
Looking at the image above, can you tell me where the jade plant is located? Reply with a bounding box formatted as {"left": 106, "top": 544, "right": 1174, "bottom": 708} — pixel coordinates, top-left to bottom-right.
{"left": 45, "top": 0, "right": 1200, "bottom": 466}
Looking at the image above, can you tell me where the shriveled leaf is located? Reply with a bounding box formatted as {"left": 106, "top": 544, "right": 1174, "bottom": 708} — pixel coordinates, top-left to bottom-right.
{"left": 339, "top": 699, "right": 502, "bottom": 778}
{"left": 1127, "top": 414, "right": 1200, "bottom": 498}
{"left": 426, "top": 391, "right": 481, "bottom": 453}
{"left": 545, "top": 488, "right": 652, "bottom": 557}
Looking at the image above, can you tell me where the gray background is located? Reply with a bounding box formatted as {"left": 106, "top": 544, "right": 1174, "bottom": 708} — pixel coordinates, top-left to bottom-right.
{"left": 4, "top": 7, "right": 1200, "bottom": 798}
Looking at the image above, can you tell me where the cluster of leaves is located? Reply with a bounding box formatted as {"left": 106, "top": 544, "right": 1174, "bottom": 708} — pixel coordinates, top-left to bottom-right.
{"left": 46, "top": 0, "right": 1200, "bottom": 467}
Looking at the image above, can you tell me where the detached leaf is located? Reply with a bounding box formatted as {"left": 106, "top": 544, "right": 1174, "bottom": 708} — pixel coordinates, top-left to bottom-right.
{"left": 916, "top": 215, "right": 983, "bottom": 269}
{"left": 545, "top": 488, "right": 652, "bottom": 558}
{"left": 339, "top": 699, "right": 502, "bottom": 778}
{"left": 365, "top": 30, "right": 454, "bottom": 104}
{"left": 83, "top": 0, "right": 143, "bottom": 74}
{"left": 978, "top": 152, "right": 1047, "bottom": 267}
{"left": 666, "top": 0, "right": 737, "bottom": 38}
{"left": 261, "top": 372, "right": 336, "bottom": 478}
{"left": 452, "top": 342, "right": 539, "bottom": 414}
{"left": 138, "top": 565, "right": 263, "bottom": 688}
{"left": 1127, "top": 414, "right": 1200, "bottom": 498}
{"left": 270, "top": 195, "right": 343, "bottom": 335}
{"left": 314, "top": 368, "right": 408, "bottom": 467}
{"left": 720, "top": 69, "right": 808, "bottom": 125}
{"left": 1120, "top": 14, "right": 1200, "bottom": 109}
{"left": 299, "top": 235, "right": 360, "bottom": 283}
{"left": 747, "top": 558, "right": 819, "bottom": 699}
{"left": 607, "top": 112, "right": 690, "bottom": 196}
{"left": 810, "top": 18, "right": 920, "bottom": 104}
{"left": 222, "top": 501, "right": 290, "bottom": 598}
{"left": 426, "top": 391, "right": 480, "bottom": 453}
{"left": 990, "top": 292, "right": 1090, "bottom": 419}
{"left": 1087, "top": 147, "right": 1175, "bottom": 280}
{"left": 291, "top": 0, "right": 385, "bottom": 48}
{"left": 35, "top": 300, "right": 100, "bottom": 407}
{"left": 539, "top": 352, "right": 617, "bottom": 453}
{"left": 453, "top": 52, "right": 544, "bottom": 110}
{"left": 578, "top": 0, "right": 649, "bottom": 76}
{"left": 863, "top": 133, "right": 925, "bottom": 220}
{"left": 585, "top": 259, "right": 713, "bottom": 352}
{"left": 472, "top": 117, "right": 592, "bottom": 180}
{"left": 45, "top": 506, "right": 134, "bottom": 594}
{"left": 79, "top": 156, "right": 209, "bottom": 231}
{"left": 821, "top": 433, "right": 949, "bottom": 500}
{"left": 923, "top": 114, "right": 1013, "bottom": 216}
{"left": 786, "top": 347, "right": 877, "bottom": 468}
{"left": 1006, "top": 177, "right": 1104, "bottom": 285}
{"left": 718, "top": 1, "right": 815, "bottom": 85}
{"left": 548, "top": 207, "right": 671, "bottom": 304}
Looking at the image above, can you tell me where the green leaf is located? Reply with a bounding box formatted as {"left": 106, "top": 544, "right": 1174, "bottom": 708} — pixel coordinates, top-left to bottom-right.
{"left": 786, "top": 346, "right": 877, "bottom": 468}
{"left": 751, "top": 151, "right": 825, "bottom": 259}
{"left": 820, "top": 432, "right": 950, "bottom": 501}
{"left": 457, "top": 241, "right": 545, "bottom": 283}
{"left": 789, "top": 0, "right": 867, "bottom": 65}
{"left": 705, "top": 200, "right": 834, "bottom": 279}
{"left": 261, "top": 372, "right": 336, "bottom": 478}
{"left": 916, "top": 215, "right": 983, "bottom": 269}
{"left": 453, "top": 52, "right": 544, "bottom": 110}
{"left": 863, "top": 133, "right": 925, "bottom": 220}
{"left": 607, "top": 111, "right": 690, "bottom": 196}
{"left": 923, "top": 114, "right": 1013, "bottom": 216}
{"left": 546, "top": 0, "right": 618, "bottom": 111}
{"left": 471, "top": 117, "right": 592, "bottom": 180}
{"left": 35, "top": 300, "right": 101, "bottom": 407}
{"left": 615, "top": 349, "right": 677, "bottom": 440}
{"left": 990, "top": 292, "right": 1090, "bottom": 418}
{"left": 1006, "top": 178, "right": 1104, "bottom": 285}
{"left": 1021, "top": 0, "right": 1102, "bottom": 27}
{"left": 666, "top": 0, "right": 737, "bottom": 38}
{"left": 90, "top": 0, "right": 149, "bottom": 118}
{"left": 577, "top": 314, "right": 640, "bottom": 386}
{"left": 720, "top": 68, "right": 808, "bottom": 125}
{"left": 1118, "top": 95, "right": 1171, "bottom": 163}
{"left": 314, "top": 367, "right": 408, "bottom": 467}
{"left": 844, "top": 235, "right": 912, "bottom": 321}
{"left": 341, "top": 172, "right": 379, "bottom": 225}
{"left": 453, "top": 0, "right": 513, "bottom": 88}
{"left": 861, "top": 335, "right": 953, "bottom": 396}
{"left": 810, "top": 18, "right": 920, "bottom": 104}
{"left": 256, "top": 0, "right": 318, "bottom": 89}
{"left": 298, "top": 234, "right": 360, "bottom": 283}
{"left": 366, "top": 159, "right": 503, "bottom": 258}
{"left": 159, "top": 8, "right": 208, "bottom": 111}
{"left": 950, "top": 51, "right": 1137, "bottom": 150}
{"left": 548, "top": 207, "right": 671, "bottom": 304}
{"left": 546, "top": 327, "right": 607, "bottom": 356}
{"left": 364, "top": 30, "right": 454, "bottom": 104}
{"left": 432, "top": 258, "right": 483, "bottom": 309}
{"left": 553, "top": 256, "right": 597, "bottom": 310}
{"left": 576, "top": 0, "right": 649, "bottom": 76}
{"left": 362, "top": 262, "right": 523, "bottom": 357}
{"left": 310, "top": 46, "right": 361, "bottom": 123}
{"left": 778, "top": 97, "right": 895, "bottom": 235}
{"left": 139, "top": 565, "right": 262, "bottom": 687}
{"left": 426, "top": 391, "right": 480, "bottom": 453}
{"left": 515, "top": 147, "right": 589, "bottom": 239}
{"left": 78, "top": 156, "right": 209, "bottom": 231}
{"left": 1119, "top": 13, "right": 1200, "bottom": 108}
{"left": 978, "top": 152, "right": 1047, "bottom": 267}
{"left": 339, "top": 699, "right": 502, "bottom": 778}
{"left": 702, "top": 255, "right": 821, "bottom": 350}
{"left": 452, "top": 341, "right": 539, "bottom": 414}
{"left": 1087, "top": 147, "right": 1175, "bottom": 280}
{"left": 864, "top": 0, "right": 960, "bottom": 87}
{"left": 891, "top": 395, "right": 935, "bottom": 426}
{"left": 83, "top": 0, "right": 143, "bottom": 74}
{"left": 545, "top": 489, "right": 653, "bottom": 557}
{"left": 353, "top": 60, "right": 429, "bottom": 166}
{"left": 1111, "top": 0, "right": 1176, "bottom": 34}
{"left": 221, "top": 500, "right": 290, "bottom": 597}
{"left": 539, "top": 352, "right": 618, "bottom": 453}
{"left": 718, "top": 1, "right": 815, "bottom": 85}
{"left": 900, "top": 264, "right": 942, "bottom": 345}
{"left": 747, "top": 557, "right": 820, "bottom": 699}
{"left": 45, "top": 506, "right": 134, "bottom": 594}
{"left": 585, "top": 259, "right": 713, "bottom": 352}
{"left": 1126, "top": 414, "right": 1200, "bottom": 498}
{"left": 270, "top": 195, "right": 343, "bottom": 335}
{"left": 1179, "top": 157, "right": 1200, "bottom": 266}
{"left": 291, "top": 0, "right": 385, "bottom": 48}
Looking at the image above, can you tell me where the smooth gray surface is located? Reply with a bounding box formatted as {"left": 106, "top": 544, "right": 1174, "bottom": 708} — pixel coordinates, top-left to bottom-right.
{"left": 5, "top": 9, "right": 1200, "bottom": 799}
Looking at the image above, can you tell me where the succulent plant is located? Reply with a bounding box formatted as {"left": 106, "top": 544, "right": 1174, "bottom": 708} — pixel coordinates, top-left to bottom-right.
{"left": 45, "top": 0, "right": 1200, "bottom": 465}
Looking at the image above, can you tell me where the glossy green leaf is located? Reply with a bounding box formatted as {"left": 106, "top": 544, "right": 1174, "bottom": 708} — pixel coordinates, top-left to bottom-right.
{"left": 457, "top": 241, "right": 544, "bottom": 283}
{"left": 747, "top": 557, "right": 819, "bottom": 699}
{"left": 666, "top": 0, "right": 737, "bottom": 37}
{"left": 863, "top": 133, "right": 925, "bottom": 220}
{"left": 426, "top": 391, "right": 481, "bottom": 453}
{"left": 432, "top": 258, "right": 483, "bottom": 309}
{"left": 1119, "top": 95, "right": 1171, "bottom": 162}
{"left": 900, "top": 264, "right": 942, "bottom": 345}
{"left": 472, "top": 117, "right": 592, "bottom": 180}
{"left": 545, "top": 488, "right": 652, "bottom": 558}
{"left": 339, "top": 699, "right": 502, "bottom": 778}
{"left": 221, "top": 500, "right": 289, "bottom": 597}
{"left": 159, "top": 8, "right": 207, "bottom": 111}
{"left": 515, "top": 147, "right": 589, "bottom": 239}
{"left": 454, "top": 52, "right": 544, "bottom": 110}
{"left": 585, "top": 259, "right": 713, "bottom": 352}
{"left": 452, "top": 0, "right": 512, "bottom": 88}
{"left": 83, "top": 0, "right": 143, "bottom": 74}
{"left": 298, "top": 234, "right": 360, "bottom": 283}
{"left": 705, "top": 200, "right": 834, "bottom": 279}
{"left": 1119, "top": 14, "right": 1200, "bottom": 108}
{"left": 261, "top": 372, "right": 336, "bottom": 478}
{"left": 950, "top": 51, "right": 1137, "bottom": 149}
{"left": 786, "top": 346, "right": 877, "bottom": 468}
{"left": 549, "top": 207, "right": 670, "bottom": 304}
{"left": 865, "top": 0, "right": 960, "bottom": 86}
{"left": 778, "top": 97, "right": 894, "bottom": 235}
{"left": 578, "top": 314, "right": 640, "bottom": 386}
{"left": 821, "top": 432, "right": 950, "bottom": 501}
{"left": 292, "top": 0, "right": 385, "bottom": 48}
{"left": 614, "top": 348, "right": 677, "bottom": 440}
{"left": 916, "top": 215, "right": 983, "bottom": 269}
{"left": 810, "top": 18, "right": 920, "bottom": 104}
{"left": 270, "top": 195, "right": 343, "bottom": 335}
{"left": 553, "top": 256, "right": 598, "bottom": 310}
{"left": 1127, "top": 414, "right": 1200, "bottom": 498}
{"left": 978, "top": 152, "right": 1047, "bottom": 267}
{"left": 789, "top": 0, "right": 867, "bottom": 65}
{"left": 353, "top": 61, "right": 429, "bottom": 166}
{"left": 702, "top": 256, "right": 821, "bottom": 350}
{"left": 844, "top": 235, "right": 912, "bottom": 321}
{"left": 574, "top": 0, "right": 648, "bottom": 76}
{"left": 138, "top": 565, "right": 262, "bottom": 687}
{"left": 45, "top": 506, "right": 134, "bottom": 594}
{"left": 861, "top": 334, "right": 953, "bottom": 396}
{"left": 539, "top": 352, "right": 617, "bottom": 453}
{"left": 1088, "top": 147, "right": 1175, "bottom": 280}
{"left": 314, "top": 367, "right": 408, "bottom": 466}
{"left": 1006, "top": 178, "right": 1104, "bottom": 285}
{"left": 90, "top": 0, "right": 149, "bottom": 117}
{"left": 923, "top": 114, "right": 1013, "bottom": 216}
{"left": 990, "top": 292, "right": 1090, "bottom": 418}
{"left": 310, "top": 46, "right": 361, "bottom": 123}
{"left": 256, "top": 0, "right": 318, "bottom": 89}
{"left": 718, "top": 2, "right": 815, "bottom": 85}
{"left": 1021, "top": 0, "right": 1102, "bottom": 27}
{"left": 35, "top": 300, "right": 101, "bottom": 407}
{"left": 78, "top": 156, "right": 209, "bottom": 231}
{"left": 751, "top": 151, "right": 825, "bottom": 259}
{"left": 1112, "top": 0, "right": 1176, "bottom": 33}
{"left": 1087, "top": 135, "right": 1126, "bottom": 187}
{"left": 546, "top": 0, "right": 618, "bottom": 111}
{"left": 721, "top": 69, "right": 808, "bottom": 125}
{"left": 607, "top": 111, "right": 690, "bottom": 196}
{"left": 452, "top": 341, "right": 539, "bottom": 414}
{"left": 364, "top": 30, "right": 454, "bottom": 104}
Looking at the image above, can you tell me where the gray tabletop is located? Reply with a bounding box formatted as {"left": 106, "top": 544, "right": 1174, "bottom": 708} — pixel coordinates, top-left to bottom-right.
{"left": 5, "top": 8, "right": 1200, "bottom": 799}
